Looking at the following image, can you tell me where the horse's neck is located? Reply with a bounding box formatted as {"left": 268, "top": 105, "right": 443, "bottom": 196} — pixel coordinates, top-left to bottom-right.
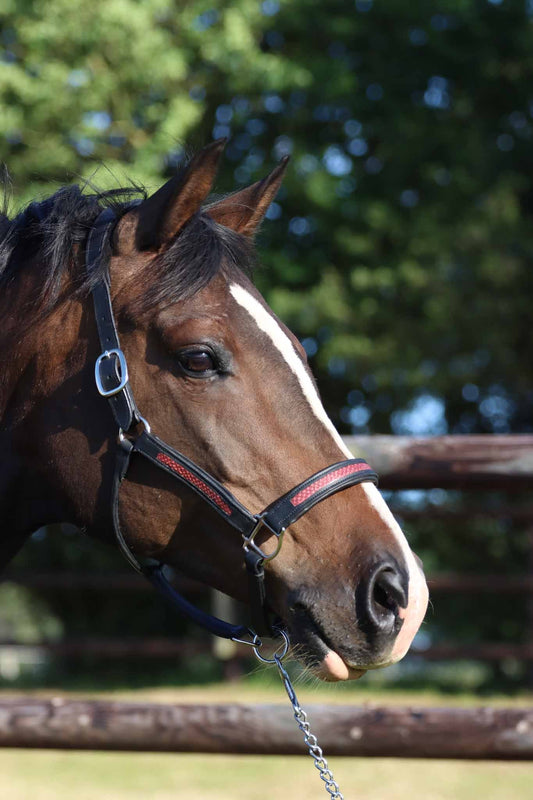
{"left": 0, "top": 345, "right": 59, "bottom": 562}
{"left": 0, "top": 281, "right": 32, "bottom": 523}
{"left": 0, "top": 421, "right": 40, "bottom": 569}
{"left": 0, "top": 282, "right": 86, "bottom": 551}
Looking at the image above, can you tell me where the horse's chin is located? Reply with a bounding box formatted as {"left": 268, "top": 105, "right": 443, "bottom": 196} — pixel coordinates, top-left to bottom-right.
{"left": 286, "top": 606, "right": 399, "bottom": 681}
{"left": 313, "top": 651, "right": 367, "bottom": 682}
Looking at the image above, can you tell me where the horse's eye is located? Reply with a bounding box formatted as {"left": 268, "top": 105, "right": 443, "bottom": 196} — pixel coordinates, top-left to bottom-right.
{"left": 178, "top": 349, "right": 217, "bottom": 376}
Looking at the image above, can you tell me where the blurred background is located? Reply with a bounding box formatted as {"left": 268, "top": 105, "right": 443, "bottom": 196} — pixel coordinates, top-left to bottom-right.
{"left": 1, "top": 0, "right": 533, "bottom": 706}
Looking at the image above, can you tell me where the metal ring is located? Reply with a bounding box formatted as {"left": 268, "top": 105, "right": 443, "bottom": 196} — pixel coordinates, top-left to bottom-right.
{"left": 243, "top": 518, "right": 285, "bottom": 562}
{"left": 138, "top": 415, "right": 151, "bottom": 434}
{"left": 253, "top": 628, "right": 290, "bottom": 664}
{"left": 118, "top": 415, "right": 151, "bottom": 445}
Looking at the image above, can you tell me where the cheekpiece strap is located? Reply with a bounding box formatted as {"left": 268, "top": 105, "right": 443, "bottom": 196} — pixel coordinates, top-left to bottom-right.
{"left": 86, "top": 207, "right": 140, "bottom": 432}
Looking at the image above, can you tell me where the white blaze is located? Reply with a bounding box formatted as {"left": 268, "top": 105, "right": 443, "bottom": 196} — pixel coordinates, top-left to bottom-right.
{"left": 362, "top": 482, "right": 429, "bottom": 664}
{"left": 230, "top": 282, "right": 428, "bottom": 665}
{"left": 230, "top": 283, "right": 352, "bottom": 457}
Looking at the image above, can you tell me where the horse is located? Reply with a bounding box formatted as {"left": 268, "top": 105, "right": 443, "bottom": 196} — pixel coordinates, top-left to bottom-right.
{"left": 0, "top": 140, "right": 428, "bottom": 682}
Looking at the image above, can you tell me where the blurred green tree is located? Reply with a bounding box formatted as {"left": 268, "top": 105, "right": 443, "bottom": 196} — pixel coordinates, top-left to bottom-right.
{"left": 1, "top": 0, "right": 533, "bottom": 689}
{"left": 2, "top": 0, "right": 533, "bottom": 435}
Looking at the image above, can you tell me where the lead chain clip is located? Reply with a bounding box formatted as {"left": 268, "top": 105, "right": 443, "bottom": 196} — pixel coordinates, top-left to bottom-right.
{"left": 252, "top": 630, "right": 345, "bottom": 800}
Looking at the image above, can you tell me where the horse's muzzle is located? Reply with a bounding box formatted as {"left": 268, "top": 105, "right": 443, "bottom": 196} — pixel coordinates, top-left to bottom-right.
{"left": 284, "top": 553, "right": 427, "bottom": 681}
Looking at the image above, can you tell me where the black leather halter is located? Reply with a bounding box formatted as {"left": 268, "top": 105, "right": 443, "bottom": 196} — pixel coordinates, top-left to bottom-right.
{"left": 86, "top": 208, "right": 378, "bottom": 641}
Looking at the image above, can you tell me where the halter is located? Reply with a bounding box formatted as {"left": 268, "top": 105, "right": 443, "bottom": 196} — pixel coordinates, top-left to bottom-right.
{"left": 86, "top": 207, "right": 379, "bottom": 642}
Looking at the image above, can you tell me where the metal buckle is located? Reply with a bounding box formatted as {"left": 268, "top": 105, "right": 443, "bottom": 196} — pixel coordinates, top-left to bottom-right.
{"left": 95, "top": 349, "right": 129, "bottom": 397}
{"left": 243, "top": 515, "right": 285, "bottom": 562}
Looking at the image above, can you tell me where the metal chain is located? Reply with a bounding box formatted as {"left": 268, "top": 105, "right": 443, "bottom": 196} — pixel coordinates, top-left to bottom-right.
{"left": 251, "top": 630, "right": 345, "bottom": 799}
{"left": 274, "top": 654, "right": 345, "bottom": 800}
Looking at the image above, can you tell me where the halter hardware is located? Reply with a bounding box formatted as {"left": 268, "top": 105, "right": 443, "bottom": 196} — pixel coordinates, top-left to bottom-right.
{"left": 85, "top": 207, "right": 379, "bottom": 643}
{"left": 118, "top": 415, "right": 151, "bottom": 444}
{"left": 243, "top": 514, "right": 285, "bottom": 561}
{"left": 95, "top": 348, "right": 129, "bottom": 397}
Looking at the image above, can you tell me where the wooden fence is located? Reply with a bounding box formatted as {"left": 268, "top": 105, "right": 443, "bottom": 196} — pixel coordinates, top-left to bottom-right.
{"left": 346, "top": 434, "right": 533, "bottom": 489}
{"left": 0, "top": 434, "right": 532, "bottom": 760}
{"left": 0, "top": 697, "right": 531, "bottom": 760}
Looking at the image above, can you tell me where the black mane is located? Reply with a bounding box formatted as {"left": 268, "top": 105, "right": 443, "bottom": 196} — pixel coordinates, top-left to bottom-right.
{"left": 0, "top": 181, "right": 253, "bottom": 319}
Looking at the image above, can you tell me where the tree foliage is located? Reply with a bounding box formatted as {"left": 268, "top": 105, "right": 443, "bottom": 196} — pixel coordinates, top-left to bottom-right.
{"left": 1, "top": 0, "right": 532, "bottom": 689}
{"left": 2, "top": 0, "right": 533, "bottom": 435}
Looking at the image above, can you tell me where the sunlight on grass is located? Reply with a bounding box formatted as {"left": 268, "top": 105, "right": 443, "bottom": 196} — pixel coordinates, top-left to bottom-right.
{"left": 0, "top": 750, "right": 532, "bottom": 800}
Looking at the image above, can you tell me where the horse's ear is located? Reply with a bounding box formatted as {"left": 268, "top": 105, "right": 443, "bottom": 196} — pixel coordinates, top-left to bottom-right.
{"left": 134, "top": 139, "right": 226, "bottom": 251}
{"left": 206, "top": 157, "right": 289, "bottom": 238}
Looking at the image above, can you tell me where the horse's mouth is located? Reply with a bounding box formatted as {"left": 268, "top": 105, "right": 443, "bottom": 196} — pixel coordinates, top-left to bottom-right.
{"left": 288, "top": 605, "right": 367, "bottom": 682}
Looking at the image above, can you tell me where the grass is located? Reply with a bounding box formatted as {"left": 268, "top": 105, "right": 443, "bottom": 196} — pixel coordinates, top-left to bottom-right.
{"left": 0, "top": 674, "right": 532, "bottom": 799}
{"left": 1, "top": 750, "right": 533, "bottom": 800}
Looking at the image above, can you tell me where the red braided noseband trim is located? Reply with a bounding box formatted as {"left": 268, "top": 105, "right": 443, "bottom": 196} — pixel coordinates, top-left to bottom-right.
{"left": 290, "top": 462, "right": 373, "bottom": 507}
{"left": 156, "top": 453, "right": 233, "bottom": 516}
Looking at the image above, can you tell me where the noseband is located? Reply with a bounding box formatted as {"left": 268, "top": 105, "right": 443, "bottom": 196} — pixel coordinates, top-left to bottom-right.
{"left": 86, "top": 208, "right": 378, "bottom": 642}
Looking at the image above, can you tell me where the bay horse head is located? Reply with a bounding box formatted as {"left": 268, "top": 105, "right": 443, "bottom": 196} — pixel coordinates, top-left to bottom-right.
{"left": 0, "top": 141, "right": 428, "bottom": 681}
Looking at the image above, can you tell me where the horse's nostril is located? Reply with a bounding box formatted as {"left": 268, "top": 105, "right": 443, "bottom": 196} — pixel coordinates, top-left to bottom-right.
{"left": 360, "top": 563, "right": 409, "bottom": 635}
{"left": 373, "top": 566, "right": 408, "bottom": 611}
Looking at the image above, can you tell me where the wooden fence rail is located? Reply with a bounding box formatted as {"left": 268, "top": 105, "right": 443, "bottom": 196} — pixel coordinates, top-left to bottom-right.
{"left": 0, "top": 698, "right": 531, "bottom": 760}
{"left": 348, "top": 434, "right": 533, "bottom": 489}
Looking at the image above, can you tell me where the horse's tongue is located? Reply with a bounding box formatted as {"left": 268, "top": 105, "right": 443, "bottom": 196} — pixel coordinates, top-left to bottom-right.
{"left": 318, "top": 651, "right": 366, "bottom": 682}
